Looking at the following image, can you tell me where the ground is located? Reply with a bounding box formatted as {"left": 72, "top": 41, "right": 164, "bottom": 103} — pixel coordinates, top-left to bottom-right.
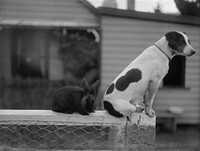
{"left": 156, "top": 124, "right": 200, "bottom": 151}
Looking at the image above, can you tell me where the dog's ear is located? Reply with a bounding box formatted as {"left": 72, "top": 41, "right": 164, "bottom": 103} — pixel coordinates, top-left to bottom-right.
{"left": 83, "top": 78, "right": 90, "bottom": 95}
{"left": 165, "top": 31, "right": 180, "bottom": 50}
{"left": 165, "top": 31, "right": 186, "bottom": 51}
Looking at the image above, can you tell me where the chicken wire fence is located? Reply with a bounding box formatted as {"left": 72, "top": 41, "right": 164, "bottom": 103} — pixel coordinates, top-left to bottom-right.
{"left": 0, "top": 120, "right": 126, "bottom": 151}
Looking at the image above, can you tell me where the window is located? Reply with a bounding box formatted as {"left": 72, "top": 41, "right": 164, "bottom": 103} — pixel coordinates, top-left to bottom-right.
{"left": 9, "top": 28, "right": 99, "bottom": 83}
{"left": 163, "top": 56, "right": 186, "bottom": 87}
{"left": 11, "top": 28, "right": 48, "bottom": 79}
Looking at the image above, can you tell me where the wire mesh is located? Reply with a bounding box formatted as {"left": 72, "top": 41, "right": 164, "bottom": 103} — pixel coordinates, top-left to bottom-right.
{"left": 0, "top": 120, "right": 126, "bottom": 151}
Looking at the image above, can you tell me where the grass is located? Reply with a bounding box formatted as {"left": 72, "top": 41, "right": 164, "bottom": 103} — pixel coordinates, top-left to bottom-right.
{"left": 156, "top": 124, "right": 200, "bottom": 151}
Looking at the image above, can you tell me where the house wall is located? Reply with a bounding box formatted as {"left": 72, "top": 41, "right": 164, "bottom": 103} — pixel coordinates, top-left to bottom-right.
{"left": 100, "top": 15, "right": 200, "bottom": 124}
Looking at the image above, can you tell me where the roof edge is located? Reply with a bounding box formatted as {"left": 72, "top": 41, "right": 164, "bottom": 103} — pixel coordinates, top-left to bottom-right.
{"left": 98, "top": 7, "right": 200, "bottom": 26}
{"left": 78, "top": 0, "right": 99, "bottom": 15}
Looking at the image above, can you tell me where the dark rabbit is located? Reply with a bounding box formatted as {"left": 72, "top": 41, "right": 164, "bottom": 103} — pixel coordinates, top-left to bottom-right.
{"left": 52, "top": 79, "right": 100, "bottom": 115}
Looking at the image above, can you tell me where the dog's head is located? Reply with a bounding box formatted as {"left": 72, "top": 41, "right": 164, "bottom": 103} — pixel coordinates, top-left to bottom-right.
{"left": 165, "top": 31, "right": 196, "bottom": 56}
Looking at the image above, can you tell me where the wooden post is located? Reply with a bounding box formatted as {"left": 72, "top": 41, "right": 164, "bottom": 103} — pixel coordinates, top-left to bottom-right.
{"left": 125, "top": 113, "right": 156, "bottom": 151}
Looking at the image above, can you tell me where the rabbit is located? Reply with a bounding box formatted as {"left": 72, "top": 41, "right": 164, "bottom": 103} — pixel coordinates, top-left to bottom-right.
{"left": 52, "top": 79, "right": 100, "bottom": 115}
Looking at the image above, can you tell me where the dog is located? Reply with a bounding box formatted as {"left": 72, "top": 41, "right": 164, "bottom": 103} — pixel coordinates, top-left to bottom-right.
{"left": 103, "top": 31, "right": 196, "bottom": 118}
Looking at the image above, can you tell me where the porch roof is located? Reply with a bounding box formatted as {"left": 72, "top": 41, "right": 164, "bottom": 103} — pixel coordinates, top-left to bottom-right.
{"left": 0, "top": 18, "right": 98, "bottom": 28}
{"left": 0, "top": 0, "right": 99, "bottom": 28}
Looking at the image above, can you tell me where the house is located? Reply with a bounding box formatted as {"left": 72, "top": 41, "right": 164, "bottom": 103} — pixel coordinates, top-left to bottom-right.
{"left": 0, "top": 0, "right": 100, "bottom": 81}
{"left": 0, "top": 0, "right": 199, "bottom": 124}
{"left": 98, "top": 8, "right": 200, "bottom": 124}
{"left": 0, "top": 0, "right": 100, "bottom": 109}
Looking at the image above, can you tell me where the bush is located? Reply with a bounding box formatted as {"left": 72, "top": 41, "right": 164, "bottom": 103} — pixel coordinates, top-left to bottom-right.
{"left": 174, "top": 0, "right": 200, "bottom": 16}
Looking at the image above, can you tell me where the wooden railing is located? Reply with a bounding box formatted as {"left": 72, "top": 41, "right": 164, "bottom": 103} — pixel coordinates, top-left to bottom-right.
{"left": 0, "top": 110, "right": 156, "bottom": 151}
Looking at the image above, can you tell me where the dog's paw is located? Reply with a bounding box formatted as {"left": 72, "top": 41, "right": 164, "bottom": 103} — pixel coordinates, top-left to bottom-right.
{"left": 145, "top": 109, "right": 155, "bottom": 117}
{"left": 135, "top": 105, "right": 145, "bottom": 113}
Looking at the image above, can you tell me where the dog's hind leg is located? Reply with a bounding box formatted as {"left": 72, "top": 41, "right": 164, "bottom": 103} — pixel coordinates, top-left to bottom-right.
{"left": 131, "top": 101, "right": 144, "bottom": 113}
{"left": 115, "top": 100, "right": 137, "bottom": 116}
{"left": 130, "top": 98, "right": 144, "bottom": 113}
{"left": 123, "top": 101, "right": 137, "bottom": 113}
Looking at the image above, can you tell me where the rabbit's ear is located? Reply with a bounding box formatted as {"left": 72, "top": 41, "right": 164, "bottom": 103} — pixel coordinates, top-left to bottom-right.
{"left": 83, "top": 78, "right": 90, "bottom": 95}
{"left": 91, "top": 80, "right": 100, "bottom": 96}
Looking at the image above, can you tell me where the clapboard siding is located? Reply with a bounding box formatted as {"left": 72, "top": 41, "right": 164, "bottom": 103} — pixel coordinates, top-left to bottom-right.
{"left": 0, "top": 0, "right": 98, "bottom": 27}
{"left": 101, "top": 15, "right": 200, "bottom": 124}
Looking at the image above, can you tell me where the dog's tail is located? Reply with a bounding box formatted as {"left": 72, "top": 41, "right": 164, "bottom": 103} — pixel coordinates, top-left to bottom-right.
{"left": 103, "top": 101, "right": 123, "bottom": 118}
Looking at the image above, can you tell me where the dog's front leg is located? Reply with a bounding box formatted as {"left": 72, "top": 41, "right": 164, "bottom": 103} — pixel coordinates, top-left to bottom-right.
{"left": 144, "top": 79, "right": 159, "bottom": 117}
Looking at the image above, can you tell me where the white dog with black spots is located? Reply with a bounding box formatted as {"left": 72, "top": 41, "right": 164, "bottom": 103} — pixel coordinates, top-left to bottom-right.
{"left": 103, "top": 31, "right": 196, "bottom": 118}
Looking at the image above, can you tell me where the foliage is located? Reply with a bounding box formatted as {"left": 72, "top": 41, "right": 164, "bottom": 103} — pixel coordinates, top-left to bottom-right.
{"left": 58, "top": 30, "right": 98, "bottom": 84}
{"left": 174, "top": 0, "right": 200, "bottom": 16}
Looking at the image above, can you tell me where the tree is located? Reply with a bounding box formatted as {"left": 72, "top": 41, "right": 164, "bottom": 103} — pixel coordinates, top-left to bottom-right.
{"left": 174, "top": 0, "right": 200, "bottom": 16}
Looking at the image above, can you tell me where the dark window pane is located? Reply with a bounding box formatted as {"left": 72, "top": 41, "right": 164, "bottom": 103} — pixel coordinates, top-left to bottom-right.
{"left": 163, "top": 56, "right": 186, "bottom": 87}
